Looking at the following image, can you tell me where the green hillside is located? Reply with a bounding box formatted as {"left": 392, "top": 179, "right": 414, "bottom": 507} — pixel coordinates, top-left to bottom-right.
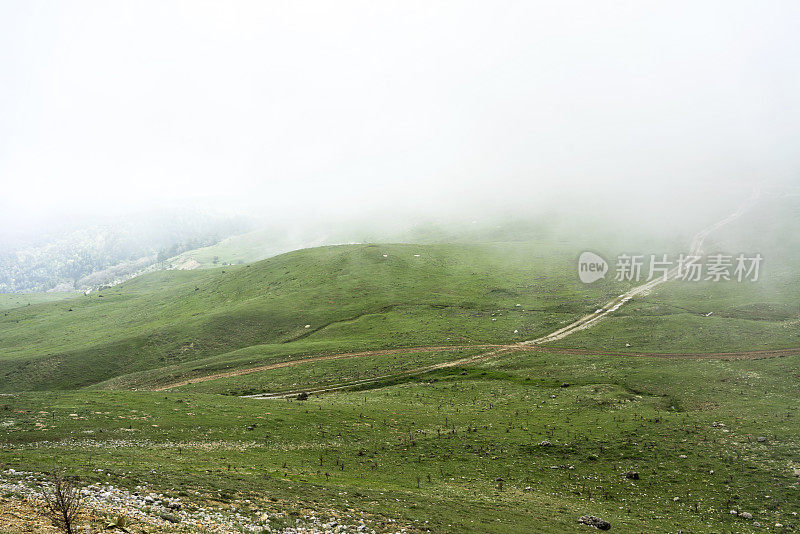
{"left": 165, "top": 227, "right": 295, "bottom": 268}
{"left": 2, "top": 195, "right": 799, "bottom": 393}
{"left": 1, "top": 198, "right": 799, "bottom": 533}
{"left": 0, "top": 242, "right": 627, "bottom": 392}
{"left": 0, "top": 292, "right": 76, "bottom": 312}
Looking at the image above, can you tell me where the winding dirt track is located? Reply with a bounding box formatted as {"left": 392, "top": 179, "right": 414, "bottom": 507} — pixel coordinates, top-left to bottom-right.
{"left": 151, "top": 188, "right": 799, "bottom": 396}
{"left": 519, "top": 187, "right": 761, "bottom": 346}
{"left": 152, "top": 345, "right": 502, "bottom": 391}
{"left": 154, "top": 343, "right": 800, "bottom": 394}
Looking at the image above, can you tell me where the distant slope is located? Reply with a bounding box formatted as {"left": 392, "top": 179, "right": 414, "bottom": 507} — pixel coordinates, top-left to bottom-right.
{"left": 165, "top": 227, "right": 317, "bottom": 269}
{"left": 0, "top": 209, "right": 253, "bottom": 292}
{"left": 0, "top": 292, "right": 77, "bottom": 312}
{"left": 0, "top": 242, "right": 627, "bottom": 391}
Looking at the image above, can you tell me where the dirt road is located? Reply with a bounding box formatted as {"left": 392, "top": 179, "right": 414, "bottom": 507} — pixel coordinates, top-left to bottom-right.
{"left": 152, "top": 345, "right": 502, "bottom": 391}
{"left": 519, "top": 187, "right": 761, "bottom": 346}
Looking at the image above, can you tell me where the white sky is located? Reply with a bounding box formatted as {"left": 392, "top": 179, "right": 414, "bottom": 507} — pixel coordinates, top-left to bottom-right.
{"left": 1, "top": 1, "right": 799, "bottom": 231}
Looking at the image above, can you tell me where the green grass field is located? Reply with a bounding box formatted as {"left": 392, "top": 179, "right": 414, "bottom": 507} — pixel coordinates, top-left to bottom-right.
{"left": 1, "top": 196, "right": 799, "bottom": 532}
{"left": 0, "top": 242, "right": 634, "bottom": 392}
{"left": 2, "top": 350, "right": 798, "bottom": 532}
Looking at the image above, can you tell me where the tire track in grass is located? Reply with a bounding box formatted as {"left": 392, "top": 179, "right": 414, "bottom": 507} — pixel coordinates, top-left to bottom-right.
{"left": 152, "top": 344, "right": 503, "bottom": 391}
{"left": 240, "top": 346, "right": 517, "bottom": 399}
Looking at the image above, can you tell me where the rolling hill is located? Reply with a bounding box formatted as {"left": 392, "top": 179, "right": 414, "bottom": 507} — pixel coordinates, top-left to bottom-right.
{"left": 1, "top": 195, "right": 799, "bottom": 533}
{"left": 0, "top": 242, "right": 628, "bottom": 392}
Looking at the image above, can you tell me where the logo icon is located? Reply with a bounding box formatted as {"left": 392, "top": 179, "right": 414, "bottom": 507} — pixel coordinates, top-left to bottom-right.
{"left": 578, "top": 251, "right": 608, "bottom": 284}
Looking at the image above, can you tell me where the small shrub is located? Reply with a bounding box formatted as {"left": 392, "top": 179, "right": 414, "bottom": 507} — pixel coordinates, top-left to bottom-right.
{"left": 42, "top": 470, "right": 83, "bottom": 534}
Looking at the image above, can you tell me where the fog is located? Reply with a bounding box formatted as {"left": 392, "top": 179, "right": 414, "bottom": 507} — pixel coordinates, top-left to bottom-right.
{"left": 2, "top": 1, "right": 799, "bottom": 242}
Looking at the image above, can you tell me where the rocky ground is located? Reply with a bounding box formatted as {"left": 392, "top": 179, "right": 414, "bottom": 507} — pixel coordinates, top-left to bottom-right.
{"left": 0, "top": 469, "right": 414, "bottom": 533}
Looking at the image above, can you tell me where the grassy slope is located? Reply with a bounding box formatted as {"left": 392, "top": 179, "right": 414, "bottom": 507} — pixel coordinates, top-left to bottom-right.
{"left": 2, "top": 351, "right": 797, "bottom": 533}
{"left": 0, "top": 292, "right": 77, "bottom": 312}
{"left": 167, "top": 227, "right": 294, "bottom": 268}
{"left": 2, "top": 195, "right": 799, "bottom": 391}
{"left": 1, "top": 194, "right": 799, "bottom": 532}
{"left": 0, "top": 242, "right": 628, "bottom": 392}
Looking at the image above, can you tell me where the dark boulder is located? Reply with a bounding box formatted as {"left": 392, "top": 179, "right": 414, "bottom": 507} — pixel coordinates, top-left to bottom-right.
{"left": 578, "top": 515, "right": 611, "bottom": 530}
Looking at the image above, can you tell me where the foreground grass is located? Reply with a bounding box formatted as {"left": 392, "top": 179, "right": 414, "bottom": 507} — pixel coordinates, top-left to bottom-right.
{"left": 2, "top": 350, "right": 798, "bottom": 532}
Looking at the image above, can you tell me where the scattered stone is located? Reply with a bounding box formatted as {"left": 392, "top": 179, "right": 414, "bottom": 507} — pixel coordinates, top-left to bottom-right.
{"left": 578, "top": 515, "right": 611, "bottom": 530}
{"left": 159, "top": 511, "right": 180, "bottom": 523}
{"left": 739, "top": 512, "right": 753, "bottom": 520}
{"left": 539, "top": 440, "right": 551, "bottom": 446}
{"left": 757, "top": 436, "right": 767, "bottom": 443}
{"left": 1, "top": 472, "right": 379, "bottom": 532}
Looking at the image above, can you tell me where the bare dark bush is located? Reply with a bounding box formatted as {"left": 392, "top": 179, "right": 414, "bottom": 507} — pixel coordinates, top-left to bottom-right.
{"left": 42, "top": 470, "right": 83, "bottom": 534}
